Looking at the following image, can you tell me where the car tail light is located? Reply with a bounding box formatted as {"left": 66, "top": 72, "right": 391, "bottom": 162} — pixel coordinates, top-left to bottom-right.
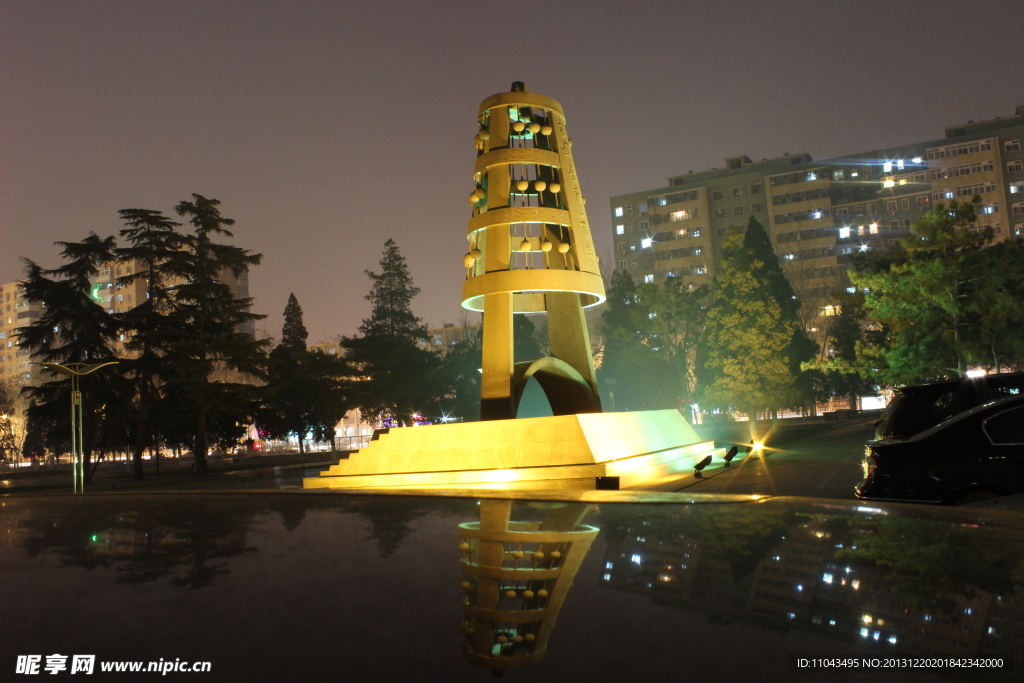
{"left": 864, "top": 447, "right": 880, "bottom": 479}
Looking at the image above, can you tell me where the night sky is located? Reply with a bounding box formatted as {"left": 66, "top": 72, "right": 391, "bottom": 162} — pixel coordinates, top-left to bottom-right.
{"left": 2, "top": 0, "right": 1022, "bottom": 342}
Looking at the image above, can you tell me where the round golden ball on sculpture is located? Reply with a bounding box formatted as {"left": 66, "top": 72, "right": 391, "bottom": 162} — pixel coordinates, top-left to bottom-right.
{"left": 522, "top": 590, "right": 534, "bottom": 599}
{"left": 513, "top": 551, "right": 525, "bottom": 559}
{"left": 516, "top": 180, "right": 529, "bottom": 192}
{"left": 524, "top": 634, "right": 536, "bottom": 643}
{"left": 497, "top": 635, "right": 508, "bottom": 644}
{"left": 474, "top": 134, "right": 481, "bottom": 145}
{"left": 505, "top": 589, "right": 517, "bottom": 599}
{"left": 520, "top": 239, "right": 532, "bottom": 252}
{"left": 540, "top": 240, "right": 553, "bottom": 252}
{"left": 528, "top": 122, "right": 541, "bottom": 134}
{"left": 512, "top": 635, "right": 524, "bottom": 644}
{"left": 469, "top": 196, "right": 478, "bottom": 207}
{"left": 549, "top": 182, "right": 561, "bottom": 193}
{"left": 459, "top": 541, "right": 470, "bottom": 551}
{"left": 463, "top": 254, "right": 474, "bottom": 268}
{"left": 533, "top": 551, "right": 544, "bottom": 560}
{"left": 557, "top": 242, "right": 570, "bottom": 253}
{"left": 460, "top": 580, "right": 472, "bottom": 590}
{"left": 537, "top": 589, "right": 549, "bottom": 598}
{"left": 512, "top": 121, "right": 526, "bottom": 133}
{"left": 541, "top": 125, "right": 553, "bottom": 136}
{"left": 534, "top": 180, "right": 547, "bottom": 192}
{"left": 550, "top": 550, "right": 561, "bottom": 558}
{"left": 479, "top": 130, "right": 490, "bottom": 140}
{"left": 470, "top": 248, "right": 481, "bottom": 259}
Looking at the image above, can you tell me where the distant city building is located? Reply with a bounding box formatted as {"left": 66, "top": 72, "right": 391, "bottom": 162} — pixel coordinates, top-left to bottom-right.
{"left": 0, "top": 258, "right": 254, "bottom": 384}
{"left": 610, "top": 101, "right": 1024, "bottom": 335}
{"left": 422, "top": 322, "right": 480, "bottom": 354}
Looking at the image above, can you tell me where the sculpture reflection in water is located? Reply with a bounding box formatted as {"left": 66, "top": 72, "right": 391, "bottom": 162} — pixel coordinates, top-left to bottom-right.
{"left": 458, "top": 500, "right": 598, "bottom": 674}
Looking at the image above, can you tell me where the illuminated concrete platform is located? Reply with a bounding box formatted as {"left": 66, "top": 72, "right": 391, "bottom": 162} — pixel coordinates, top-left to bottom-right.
{"left": 304, "top": 409, "right": 719, "bottom": 490}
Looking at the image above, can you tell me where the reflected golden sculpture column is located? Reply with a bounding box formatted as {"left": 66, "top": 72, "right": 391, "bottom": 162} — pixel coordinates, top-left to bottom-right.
{"left": 458, "top": 500, "right": 598, "bottom": 672}
{"left": 462, "top": 82, "right": 605, "bottom": 420}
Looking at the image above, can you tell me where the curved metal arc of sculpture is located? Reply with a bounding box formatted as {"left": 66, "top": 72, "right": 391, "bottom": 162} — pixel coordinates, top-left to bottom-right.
{"left": 512, "top": 357, "right": 600, "bottom": 418}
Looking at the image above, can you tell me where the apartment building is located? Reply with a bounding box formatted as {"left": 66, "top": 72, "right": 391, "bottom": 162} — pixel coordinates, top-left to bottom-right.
{"left": 0, "top": 260, "right": 255, "bottom": 384}
{"left": 610, "top": 101, "right": 1024, "bottom": 335}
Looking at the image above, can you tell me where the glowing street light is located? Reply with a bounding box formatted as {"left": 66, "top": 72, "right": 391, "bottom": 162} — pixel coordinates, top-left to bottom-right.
{"left": 37, "top": 361, "right": 118, "bottom": 493}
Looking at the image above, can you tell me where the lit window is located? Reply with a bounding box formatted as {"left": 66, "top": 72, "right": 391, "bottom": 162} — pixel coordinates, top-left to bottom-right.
{"left": 631, "top": 554, "right": 642, "bottom": 564}
{"left": 603, "top": 573, "right": 611, "bottom": 581}
{"left": 839, "top": 227, "right": 850, "bottom": 238}
{"left": 640, "top": 238, "right": 652, "bottom": 249}
{"left": 616, "top": 224, "right": 624, "bottom": 235}
{"left": 897, "top": 159, "right": 904, "bottom": 170}
{"left": 614, "top": 207, "right": 624, "bottom": 217}
{"left": 643, "top": 274, "right": 653, "bottom": 283}
{"left": 806, "top": 172, "right": 816, "bottom": 181}
{"left": 883, "top": 162, "right": 892, "bottom": 173}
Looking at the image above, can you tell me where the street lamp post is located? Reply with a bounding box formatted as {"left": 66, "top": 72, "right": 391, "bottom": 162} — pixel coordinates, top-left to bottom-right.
{"left": 38, "top": 362, "right": 118, "bottom": 493}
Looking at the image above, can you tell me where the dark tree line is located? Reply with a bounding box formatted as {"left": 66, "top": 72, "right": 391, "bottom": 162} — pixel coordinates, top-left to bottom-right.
{"left": 15, "top": 222, "right": 481, "bottom": 479}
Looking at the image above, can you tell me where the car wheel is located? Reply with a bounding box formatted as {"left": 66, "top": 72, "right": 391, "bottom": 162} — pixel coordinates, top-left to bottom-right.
{"left": 952, "top": 490, "right": 1002, "bottom": 505}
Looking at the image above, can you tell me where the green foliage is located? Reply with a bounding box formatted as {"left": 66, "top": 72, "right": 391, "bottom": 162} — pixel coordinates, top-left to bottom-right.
{"left": 279, "top": 293, "right": 308, "bottom": 352}
{"left": 849, "top": 198, "right": 1024, "bottom": 383}
{"left": 18, "top": 234, "right": 130, "bottom": 471}
{"left": 835, "top": 517, "right": 1018, "bottom": 615}
{"left": 258, "top": 295, "right": 350, "bottom": 452}
{"left": 344, "top": 240, "right": 445, "bottom": 423}
{"left": 699, "top": 225, "right": 805, "bottom": 416}
{"left": 439, "top": 322, "right": 482, "bottom": 422}
{"left": 513, "top": 314, "right": 542, "bottom": 362}
{"left": 0, "top": 381, "right": 16, "bottom": 461}
{"left": 599, "top": 270, "right": 680, "bottom": 411}
{"left": 803, "top": 292, "right": 877, "bottom": 404}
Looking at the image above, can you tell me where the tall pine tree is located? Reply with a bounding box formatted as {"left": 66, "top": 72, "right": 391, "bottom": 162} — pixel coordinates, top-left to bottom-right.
{"left": 280, "top": 293, "right": 309, "bottom": 351}
{"left": 742, "top": 216, "right": 817, "bottom": 412}
{"left": 115, "top": 208, "right": 185, "bottom": 479}
{"left": 698, "top": 227, "right": 801, "bottom": 433}
{"left": 344, "top": 239, "right": 445, "bottom": 423}
{"left": 160, "top": 195, "right": 268, "bottom": 475}
{"left": 18, "top": 234, "right": 128, "bottom": 478}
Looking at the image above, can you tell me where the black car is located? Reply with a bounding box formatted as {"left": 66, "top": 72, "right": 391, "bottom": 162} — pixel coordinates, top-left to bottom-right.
{"left": 874, "top": 371, "right": 1024, "bottom": 440}
{"left": 858, "top": 393, "right": 1024, "bottom": 504}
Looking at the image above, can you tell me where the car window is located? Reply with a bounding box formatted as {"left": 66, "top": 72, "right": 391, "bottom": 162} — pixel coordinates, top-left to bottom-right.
{"left": 984, "top": 407, "right": 1024, "bottom": 445}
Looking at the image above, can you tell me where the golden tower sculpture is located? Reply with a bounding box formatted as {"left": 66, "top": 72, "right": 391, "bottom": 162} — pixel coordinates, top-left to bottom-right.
{"left": 462, "top": 82, "right": 604, "bottom": 420}
{"left": 458, "top": 500, "right": 597, "bottom": 674}
{"left": 305, "top": 83, "right": 719, "bottom": 491}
